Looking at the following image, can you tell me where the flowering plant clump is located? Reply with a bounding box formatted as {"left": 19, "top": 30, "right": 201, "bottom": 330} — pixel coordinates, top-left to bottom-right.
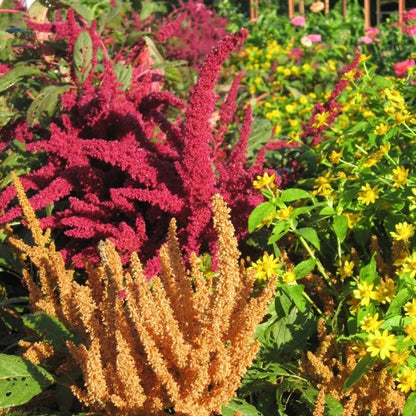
{"left": 0, "top": 1, "right": 274, "bottom": 276}
{"left": 247, "top": 46, "right": 416, "bottom": 414}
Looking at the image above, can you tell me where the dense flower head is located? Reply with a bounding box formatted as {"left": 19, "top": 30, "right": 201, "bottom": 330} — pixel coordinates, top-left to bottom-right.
{"left": 291, "top": 16, "right": 306, "bottom": 27}
{"left": 393, "top": 59, "right": 415, "bottom": 77}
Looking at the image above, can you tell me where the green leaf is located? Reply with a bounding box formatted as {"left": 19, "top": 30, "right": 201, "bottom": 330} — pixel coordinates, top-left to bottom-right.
{"left": 285, "top": 284, "right": 306, "bottom": 312}
{"left": 143, "top": 36, "right": 164, "bottom": 67}
{"left": 359, "top": 255, "right": 377, "bottom": 283}
{"left": 403, "top": 392, "right": 416, "bottom": 416}
{"left": 73, "top": 30, "right": 93, "bottom": 84}
{"left": 386, "top": 288, "right": 412, "bottom": 317}
{"left": 248, "top": 202, "right": 275, "bottom": 233}
{"left": 333, "top": 215, "right": 348, "bottom": 242}
{"left": 293, "top": 259, "right": 316, "bottom": 279}
{"left": 114, "top": 62, "right": 133, "bottom": 90}
{"left": 23, "top": 311, "right": 81, "bottom": 352}
{"left": 343, "top": 354, "right": 376, "bottom": 392}
{"left": 26, "top": 85, "right": 69, "bottom": 125}
{"left": 247, "top": 118, "right": 272, "bottom": 159}
{"left": 296, "top": 227, "right": 320, "bottom": 250}
{"left": 280, "top": 188, "right": 311, "bottom": 202}
{"left": 140, "top": 0, "right": 168, "bottom": 20}
{"left": 222, "top": 398, "right": 263, "bottom": 416}
{"left": 0, "top": 354, "right": 54, "bottom": 408}
{"left": 319, "top": 206, "right": 336, "bottom": 215}
{"left": 0, "top": 65, "right": 41, "bottom": 93}
{"left": 268, "top": 221, "right": 290, "bottom": 244}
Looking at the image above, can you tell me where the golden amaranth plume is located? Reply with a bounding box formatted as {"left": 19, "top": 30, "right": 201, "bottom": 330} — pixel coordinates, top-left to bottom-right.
{"left": 7, "top": 178, "right": 277, "bottom": 416}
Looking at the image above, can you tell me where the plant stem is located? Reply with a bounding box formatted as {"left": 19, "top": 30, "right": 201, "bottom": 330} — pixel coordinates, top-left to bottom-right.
{"left": 298, "top": 235, "right": 338, "bottom": 296}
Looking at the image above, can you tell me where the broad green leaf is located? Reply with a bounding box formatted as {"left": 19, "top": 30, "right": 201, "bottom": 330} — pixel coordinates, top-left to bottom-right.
{"left": 27, "top": 85, "right": 69, "bottom": 125}
{"left": 359, "top": 255, "right": 377, "bottom": 283}
{"left": 333, "top": 215, "right": 348, "bottom": 242}
{"left": 404, "top": 392, "right": 416, "bottom": 416}
{"left": 222, "top": 398, "right": 263, "bottom": 416}
{"left": 143, "top": 36, "right": 164, "bottom": 67}
{"left": 293, "top": 259, "right": 316, "bottom": 279}
{"left": 296, "top": 227, "right": 320, "bottom": 250}
{"left": 73, "top": 30, "right": 93, "bottom": 84}
{"left": 247, "top": 118, "right": 273, "bottom": 159}
{"left": 319, "top": 206, "right": 336, "bottom": 215}
{"left": 343, "top": 354, "right": 376, "bottom": 392}
{"left": 285, "top": 284, "right": 306, "bottom": 312}
{"left": 0, "top": 354, "right": 54, "bottom": 407}
{"left": 140, "top": 1, "right": 168, "bottom": 20}
{"left": 114, "top": 62, "right": 133, "bottom": 90}
{"left": 280, "top": 188, "right": 311, "bottom": 202}
{"left": 248, "top": 202, "right": 275, "bottom": 233}
{"left": 0, "top": 65, "right": 41, "bottom": 93}
{"left": 23, "top": 311, "right": 81, "bottom": 352}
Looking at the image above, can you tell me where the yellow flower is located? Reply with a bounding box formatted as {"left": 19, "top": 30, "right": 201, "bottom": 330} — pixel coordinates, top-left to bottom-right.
{"left": 390, "top": 222, "right": 414, "bottom": 241}
{"left": 392, "top": 165, "right": 409, "bottom": 188}
{"left": 253, "top": 172, "right": 276, "bottom": 191}
{"left": 347, "top": 295, "right": 361, "bottom": 314}
{"left": 250, "top": 253, "right": 280, "bottom": 282}
{"left": 402, "top": 252, "right": 416, "bottom": 278}
{"left": 312, "top": 111, "right": 330, "bottom": 128}
{"left": 281, "top": 270, "right": 296, "bottom": 283}
{"left": 343, "top": 212, "right": 361, "bottom": 229}
{"left": 397, "top": 367, "right": 416, "bottom": 393}
{"left": 360, "top": 312, "right": 384, "bottom": 332}
{"left": 275, "top": 206, "right": 294, "bottom": 220}
{"left": 314, "top": 172, "right": 334, "bottom": 196}
{"left": 408, "top": 188, "right": 416, "bottom": 210}
{"left": 387, "top": 349, "right": 410, "bottom": 375}
{"left": 337, "top": 260, "right": 355, "bottom": 280}
{"left": 404, "top": 319, "right": 416, "bottom": 342}
{"left": 365, "top": 329, "right": 397, "bottom": 360}
{"left": 404, "top": 299, "right": 416, "bottom": 317}
{"left": 342, "top": 69, "right": 356, "bottom": 82}
{"left": 373, "top": 278, "right": 396, "bottom": 304}
{"left": 363, "top": 156, "right": 380, "bottom": 168}
{"left": 352, "top": 281, "right": 377, "bottom": 307}
{"left": 357, "top": 183, "right": 379, "bottom": 205}
{"left": 374, "top": 123, "right": 390, "bottom": 135}
{"left": 329, "top": 150, "right": 343, "bottom": 165}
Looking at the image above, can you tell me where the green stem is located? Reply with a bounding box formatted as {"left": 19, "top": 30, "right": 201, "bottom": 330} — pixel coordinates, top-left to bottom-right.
{"left": 298, "top": 235, "right": 339, "bottom": 296}
{"left": 302, "top": 290, "right": 325, "bottom": 318}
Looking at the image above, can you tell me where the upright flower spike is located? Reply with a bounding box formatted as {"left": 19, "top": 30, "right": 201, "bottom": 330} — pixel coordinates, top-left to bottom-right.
{"left": 178, "top": 29, "right": 248, "bottom": 254}
{"left": 6, "top": 179, "right": 277, "bottom": 416}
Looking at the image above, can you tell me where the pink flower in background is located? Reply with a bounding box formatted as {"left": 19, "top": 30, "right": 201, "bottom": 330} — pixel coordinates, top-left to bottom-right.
{"left": 291, "top": 16, "right": 306, "bottom": 26}
{"left": 289, "top": 47, "right": 304, "bottom": 62}
{"left": 307, "top": 34, "right": 322, "bottom": 43}
{"left": 358, "top": 36, "right": 375, "bottom": 44}
{"left": 403, "top": 25, "right": 416, "bottom": 36}
{"left": 365, "top": 27, "right": 380, "bottom": 37}
{"left": 404, "top": 8, "right": 416, "bottom": 23}
{"left": 300, "top": 36, "right": 312, "bottom": 47}
{"left": 394, "top": 59, "right": 415, "bottom": 77}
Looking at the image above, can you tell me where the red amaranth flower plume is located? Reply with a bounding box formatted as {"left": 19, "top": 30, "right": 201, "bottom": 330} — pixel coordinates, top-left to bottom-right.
{"left": 0, "top": 23, "right": 269, "bottom": 277}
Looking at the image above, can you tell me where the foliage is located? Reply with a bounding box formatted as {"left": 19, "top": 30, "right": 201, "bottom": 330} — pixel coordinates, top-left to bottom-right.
{"left": 248, "top": 44, "right": 416, "bottom": 414}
